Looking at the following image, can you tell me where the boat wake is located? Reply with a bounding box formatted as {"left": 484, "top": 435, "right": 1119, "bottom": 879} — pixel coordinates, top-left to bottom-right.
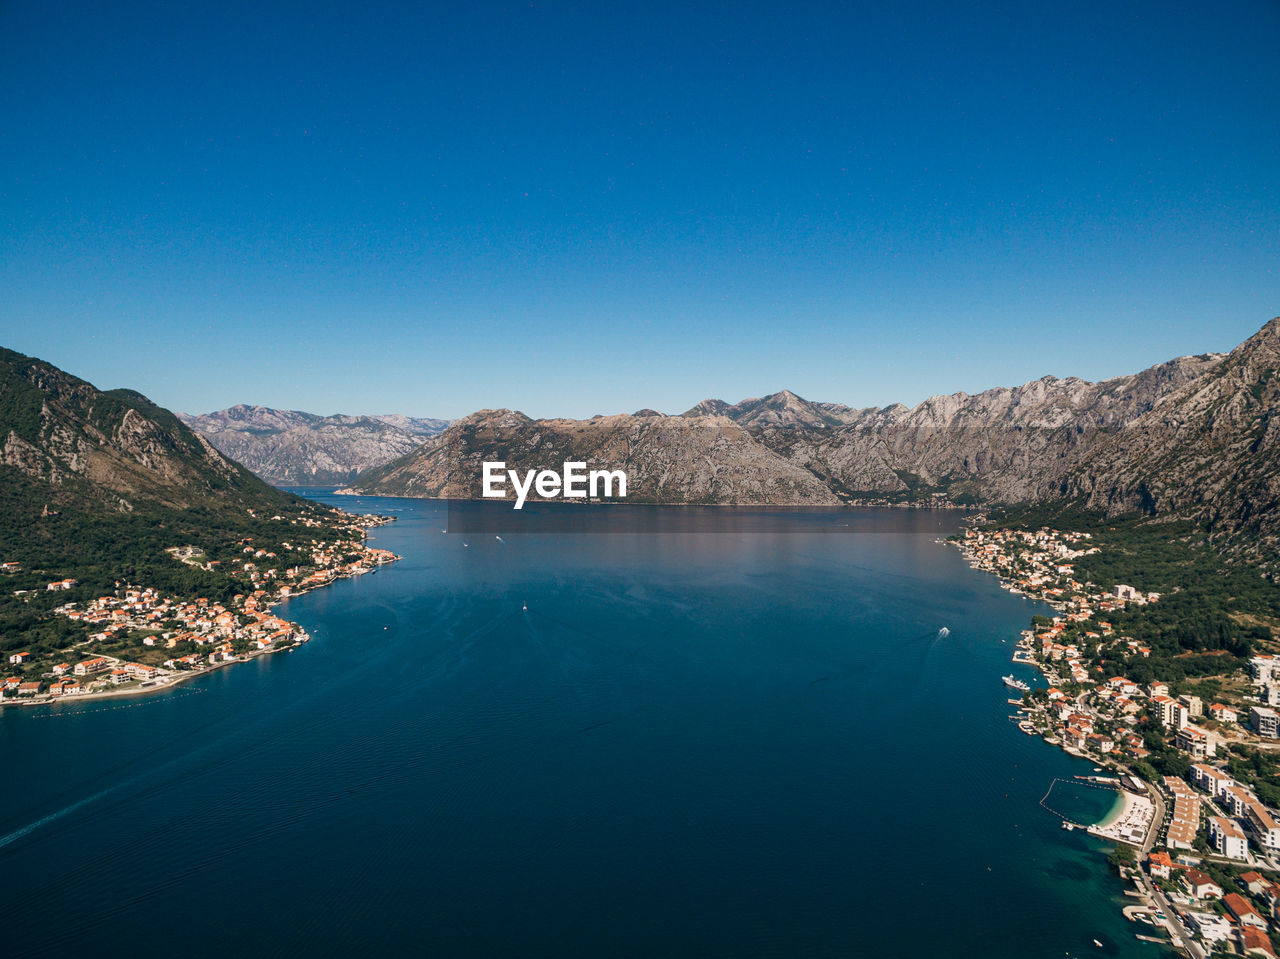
{"left": 0, "top": 779, "right": 133, "bottom": 852}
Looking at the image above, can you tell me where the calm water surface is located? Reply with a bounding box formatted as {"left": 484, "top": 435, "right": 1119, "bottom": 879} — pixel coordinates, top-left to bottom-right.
{"left": 1, "top": 496, "right": 1166, "bottom": 958}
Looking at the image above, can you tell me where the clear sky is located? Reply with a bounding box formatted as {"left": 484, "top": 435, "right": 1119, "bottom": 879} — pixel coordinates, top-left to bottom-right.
{"left": 1, "top": 0, "right": 1277, "bottom": 420}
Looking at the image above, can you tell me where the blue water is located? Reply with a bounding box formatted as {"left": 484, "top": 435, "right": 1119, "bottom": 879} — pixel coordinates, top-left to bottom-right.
{"left": 0, "top": 496, "right": 1164, "bottom": 957}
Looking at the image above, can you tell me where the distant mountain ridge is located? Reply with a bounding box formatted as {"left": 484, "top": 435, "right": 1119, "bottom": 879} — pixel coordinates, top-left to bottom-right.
{"left": 682, "top": 389, "right": 864, "bottom": 428}
{"left": 348, "top": 409, "right": 844, "bottom": 505}
{"left": 179, "top": 405, "right": 449, "bottom": 485}
{"left": 342, "top": 318, "right": 1280, "bottom": 557}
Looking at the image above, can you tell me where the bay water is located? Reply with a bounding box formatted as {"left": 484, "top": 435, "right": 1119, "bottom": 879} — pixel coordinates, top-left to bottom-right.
{"left": 0, "top": 495, "right": 1162, "bottom": 957}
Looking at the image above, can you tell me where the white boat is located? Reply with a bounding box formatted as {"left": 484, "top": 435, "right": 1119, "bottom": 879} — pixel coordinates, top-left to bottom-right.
{"left": 1002, "top": 674, "right": 1031, "bottom": 692}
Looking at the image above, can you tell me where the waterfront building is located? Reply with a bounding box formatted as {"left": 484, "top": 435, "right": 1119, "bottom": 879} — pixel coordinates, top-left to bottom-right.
{"left": 1146, "top": 851, "right": 1175, "bottom": 879}
{"left": 1085, "top": 733, "right": 1114, "bottom": 754}
{"left": 74, "top": 657, "right": 108, "bottom": 676}
{"left": 1185, "top": 912, "right": 1232, "bottom": 944}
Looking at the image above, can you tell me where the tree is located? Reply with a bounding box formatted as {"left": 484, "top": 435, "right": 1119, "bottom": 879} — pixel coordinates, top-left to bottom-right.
{"left": 1129, "top": 761, "right": 1158, "bottom": 783}
{"left": 1107, "top": 845, "right": 1135, "bottom": 872}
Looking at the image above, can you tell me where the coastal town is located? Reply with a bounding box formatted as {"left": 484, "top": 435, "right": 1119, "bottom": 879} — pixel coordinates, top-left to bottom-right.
{"left": 958, "top": 525, "right": 1280, "bottom": 958}
{"left": 1, "top": 510, "right": 398, "bottom": 707}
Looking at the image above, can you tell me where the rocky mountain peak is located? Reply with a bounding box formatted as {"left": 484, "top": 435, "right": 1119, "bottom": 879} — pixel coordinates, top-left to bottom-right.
{"left": 180, "top": 404, "right": 450, "bottom": 485}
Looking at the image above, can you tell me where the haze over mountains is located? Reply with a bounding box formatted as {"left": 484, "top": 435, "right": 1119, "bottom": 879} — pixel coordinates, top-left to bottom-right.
{"left": 342, "top": 317, "right": 1280, "bottom": 558}
{"left": 179, "top": 406, "right": 449, "bottom": 486}
{"left": 6, "top": 316, "right": 1280, "bottom": 562}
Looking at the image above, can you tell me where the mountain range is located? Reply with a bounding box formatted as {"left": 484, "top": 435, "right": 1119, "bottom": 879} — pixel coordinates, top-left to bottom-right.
{"left": 342, "top": 317, "right": 1280, "bottom": 559}
{"left": 178, "top": 405, "right": 448, "bottom": 486}
{"left": 0, "top": 347, "right": 347, "bottom": 586}
{"left": 6, "top": 316, "right": 1280, "bottom": 565}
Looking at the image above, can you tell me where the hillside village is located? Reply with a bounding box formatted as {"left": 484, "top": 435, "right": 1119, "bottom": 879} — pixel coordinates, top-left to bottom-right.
{"left": 2, "top": 510, "right": 398, "bottom": 705}
{"left": 959, "top": 526, "right": 1280, "bottom": 958}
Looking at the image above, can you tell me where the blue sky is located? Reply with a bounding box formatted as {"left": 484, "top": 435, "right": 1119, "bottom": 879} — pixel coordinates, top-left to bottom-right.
{"left": 1, "top": 0, "right": 1277, "bottom": 419}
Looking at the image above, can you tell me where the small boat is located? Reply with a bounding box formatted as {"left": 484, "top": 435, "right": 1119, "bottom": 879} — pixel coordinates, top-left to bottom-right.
{"left": 1002, "top": 675, "right": 1031, "bottom": 692}
{"left": 522, "top": 602, "right": 527, "bottom": 612}
{"left": 1093, "top": 939, "right": 1103, "bottom": 948}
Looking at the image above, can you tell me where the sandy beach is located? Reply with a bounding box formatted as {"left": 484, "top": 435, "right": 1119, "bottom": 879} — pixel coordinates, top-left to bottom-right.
{"left": 1089, "top": 789, "right": 1154, "bottom": 845}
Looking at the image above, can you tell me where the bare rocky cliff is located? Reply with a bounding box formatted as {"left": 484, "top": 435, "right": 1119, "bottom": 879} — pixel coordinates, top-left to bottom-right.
{"left": 757, "top": 352, "right": 1226, "bottom": 503}
{"left": 345, "top": 334, "right": 1231, "bottom": 509}
{"left": 347, "top": 410, "right": 842, "bottom": 506}
{"left": 1059, "top": 318, "right": 1280, "bottom": 555}
{"left": 336, "top": 317, "right": 1280, "bottom": 555}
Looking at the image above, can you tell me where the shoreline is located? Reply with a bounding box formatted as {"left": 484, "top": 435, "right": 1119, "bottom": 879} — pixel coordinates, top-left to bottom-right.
{"left": 948, "top": 529, "right": 1181, "bottom": 954}
{"left": 0, "top": 633, "right": 304, "bottom": 711}
{"left": 331, "top": 490, "right": 978, "bottom": 511}
{"left": 2, "top": 511, "right": 399, "bottom": 712}
{"left": 1094, "top": 788, "right": 1131, "bottom": 830}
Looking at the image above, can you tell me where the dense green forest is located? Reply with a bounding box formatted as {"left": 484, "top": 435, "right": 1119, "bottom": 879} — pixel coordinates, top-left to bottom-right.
{"left": 0, "top": 345, "right": 361, "bottom": 657}
{"left": 989, "top": 505, "right": 1280, "bottom": 686}
{"left": 0, "top": 465, "right": 347, "bottom": 657}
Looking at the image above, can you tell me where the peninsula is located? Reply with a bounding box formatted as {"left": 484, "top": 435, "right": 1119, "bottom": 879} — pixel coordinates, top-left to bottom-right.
{"left": 0, "top": 347, "right": 402, "bottom": 706}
